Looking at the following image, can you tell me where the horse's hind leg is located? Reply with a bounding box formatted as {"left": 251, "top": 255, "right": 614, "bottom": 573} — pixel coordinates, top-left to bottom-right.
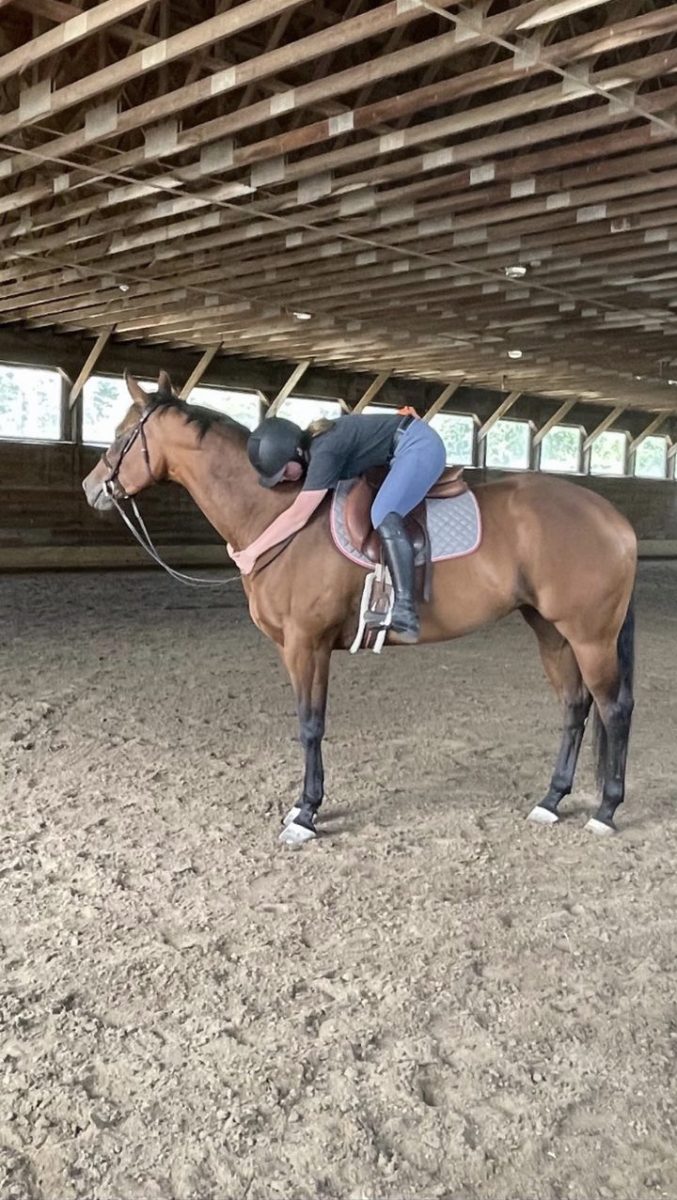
{"left": 565, "top": 604, "right": 635, "bottom": 834}
{"left": 521, "top": 608, "right": 592, "bottom": 826}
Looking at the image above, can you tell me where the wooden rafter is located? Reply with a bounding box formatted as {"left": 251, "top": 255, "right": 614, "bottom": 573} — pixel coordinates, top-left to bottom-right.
{"left": 1, "top": 0, "right": 677, "bottom": 413}
{"left": 69, "top": 326, "right": 115, "bottom": 406}
{"left": 267, "top": 360, "right": 312, "bottom": 417}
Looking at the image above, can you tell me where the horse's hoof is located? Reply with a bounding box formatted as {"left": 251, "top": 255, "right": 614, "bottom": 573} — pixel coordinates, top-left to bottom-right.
{"left": 279, "top": 820, "right": 317, "bottom": 847}
{"left": 585, "top": 817, "right": 616, "bottom": 837}
{"left": 527, "top": 805, "right": 559, "bottom": 826}
{"left": 281, "top": 805, "right": 301, "bottom": 828}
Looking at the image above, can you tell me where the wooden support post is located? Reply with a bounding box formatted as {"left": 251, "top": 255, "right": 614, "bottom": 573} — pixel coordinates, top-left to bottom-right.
{"left": 422, "top": 380, "right": 463, "bottom": 422}
{"left": 352, "top": 371, "right": 390, "bottom": 412}
{"left": 533, "top": 398, "right": 577, "bottom": 446}
{"left": 477, "top": 391, "right": 521, "bottom": 441}
{"left": 583, "top": 405, "right": 627, "bottom": 451}
{"left": 179, "top": 342, "right": 223, "bottom": 399}
{"left": 266, "top": 359, "right": 311, "bottom": 417}
{"left": 629, "top": 412, "right": 668, "bottom": 453}
{"left": 69, "top": 325, "right": 114, "bottom": 407}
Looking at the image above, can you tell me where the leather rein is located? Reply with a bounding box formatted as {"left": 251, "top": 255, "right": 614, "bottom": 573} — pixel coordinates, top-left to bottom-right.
{"left": 101, "top": 408, "right": 286, "bottom": 588}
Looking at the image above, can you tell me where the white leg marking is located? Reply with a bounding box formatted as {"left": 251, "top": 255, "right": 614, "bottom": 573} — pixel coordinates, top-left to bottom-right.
{"left": 279, "top": 820, "right": 317, "bottom": 847}
{"left": 527, "top": 805, "right": 560, "bottom": 826}
{"left": 585, "top": 817, "right": 616, "bottom": 837}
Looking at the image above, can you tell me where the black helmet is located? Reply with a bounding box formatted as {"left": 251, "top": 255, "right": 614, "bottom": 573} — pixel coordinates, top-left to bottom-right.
{"left": 247, "top": 417, "right": 306, "bottom": 488}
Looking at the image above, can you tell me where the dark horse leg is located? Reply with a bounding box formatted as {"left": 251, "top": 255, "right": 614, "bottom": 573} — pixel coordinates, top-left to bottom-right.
{"left": 567, "top": 602, "right": 635, "bottom": 834}
{"left": 279, "top": 635, "right": 331, "bottom": 846}
{"left": 522, "top": 608, "right": 592, "bottom": 825}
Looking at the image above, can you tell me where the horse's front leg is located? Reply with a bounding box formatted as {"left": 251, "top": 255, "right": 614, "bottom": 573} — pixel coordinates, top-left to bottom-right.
{"left": 279, "top": 634, "right": 331, "bottom": 847}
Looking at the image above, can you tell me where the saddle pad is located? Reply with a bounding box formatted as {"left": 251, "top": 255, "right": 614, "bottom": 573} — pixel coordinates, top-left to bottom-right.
{"left": 331, "top": 479, "right": 482, "bottom": 570}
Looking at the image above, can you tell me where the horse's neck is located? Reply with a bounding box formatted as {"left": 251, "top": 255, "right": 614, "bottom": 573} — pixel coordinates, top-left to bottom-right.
{"left": 167, "top": 425, "right": 292, "bottom": 548}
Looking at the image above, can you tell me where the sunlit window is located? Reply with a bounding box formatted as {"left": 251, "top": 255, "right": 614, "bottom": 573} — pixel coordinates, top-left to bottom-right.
{"left": 276, "top": 396, "right": 342, "bottom": 427}
{"left": 188, "top": 385, "right": 261, "bottom": 430}
{"left": 485, "top": 419, "right": 531, "bottom": 469}
{"left": 430, "top": 413, "right": 475, "bottom": 466}
{"left": 0, "top": 364, "right": 62, "bottom": 440}
{"left": 634, "top": 435, "right": 668, "bottom": 479}
{"left": 589, "top": 430, "right": 627, "bottom": 476}
{"left": 540, "top": 425, "right": 583, "bottom": 474}
{"left": 82, "top": 375, "right": 153, "bottom": 444}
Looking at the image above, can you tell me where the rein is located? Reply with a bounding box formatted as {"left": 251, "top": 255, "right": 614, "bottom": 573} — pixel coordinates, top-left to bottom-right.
{"left": 101, "top": 408, "right": 288, "bottom": 588}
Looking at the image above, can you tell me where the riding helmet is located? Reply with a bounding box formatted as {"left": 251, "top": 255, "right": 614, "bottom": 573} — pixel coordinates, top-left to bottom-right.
{"left": 247, "top": 417, "right": 306, "bottom": 488}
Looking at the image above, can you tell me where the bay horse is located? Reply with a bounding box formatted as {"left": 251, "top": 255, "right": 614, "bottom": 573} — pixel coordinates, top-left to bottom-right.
{"left": 82, "top": 372, "right": 637, "bottom": 846}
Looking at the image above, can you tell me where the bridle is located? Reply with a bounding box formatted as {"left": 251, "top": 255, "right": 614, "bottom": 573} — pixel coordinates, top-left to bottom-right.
{"left": 100, "top": 407, "right": 241, "bottom": 589}
{"left": 103, "top": 407, "right": 158, "bottom": 500}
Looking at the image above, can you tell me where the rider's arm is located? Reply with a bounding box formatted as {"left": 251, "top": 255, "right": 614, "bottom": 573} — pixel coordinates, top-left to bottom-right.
{"left": 242, "top": 489, "right": 328, "bottom": 562}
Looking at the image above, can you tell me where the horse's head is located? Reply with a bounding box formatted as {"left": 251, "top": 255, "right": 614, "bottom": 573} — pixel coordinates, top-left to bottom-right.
{"left": 82, "top": 370, "right": 174, "bottom": 511}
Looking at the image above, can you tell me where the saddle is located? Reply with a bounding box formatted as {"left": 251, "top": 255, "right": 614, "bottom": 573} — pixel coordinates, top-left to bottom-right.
{"left": 344, "top": 465, "right": 468, "bottom": 564}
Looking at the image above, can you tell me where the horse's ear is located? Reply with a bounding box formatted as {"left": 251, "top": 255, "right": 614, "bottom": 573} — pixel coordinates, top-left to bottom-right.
{"left": 157, "top": 369, "right": 173, "bottom": 396}
{"left": 125, "top": 370, "right": 148, "bottom": 410}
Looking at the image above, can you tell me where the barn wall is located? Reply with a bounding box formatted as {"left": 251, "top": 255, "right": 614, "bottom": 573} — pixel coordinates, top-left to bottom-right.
{"left": 1, "top": 439, "right": 675, "bottom": 569}
{"left": 0, "top": 440, "right": 221, "bottom": 569}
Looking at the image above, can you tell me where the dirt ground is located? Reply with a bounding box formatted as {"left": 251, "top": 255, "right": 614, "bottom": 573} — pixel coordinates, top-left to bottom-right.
{"left": 0, "top": 561, "right": 675, "bottom": 1200}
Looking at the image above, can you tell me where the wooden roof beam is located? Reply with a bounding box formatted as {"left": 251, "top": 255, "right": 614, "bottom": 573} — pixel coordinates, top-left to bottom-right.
{"left": 533, "top": 399, "right": 577, "bottom": 446}
{"left": 0, "top": 0, "right": 152, "bottom": 86}
{"left": 629, "top": 413, "right": 669, "bottom": 453}
{"left": 0, "top": 0, "right": 309, "bottom": 139}
{"left": 583, "top": 406, "right": 627, "bottom": 450}
{"left": 422, "top": 381, "right": 464, "bottom": 422}
{"left": 267, "top": 360, "right": 312, "bottom": 417}
{"left": 179, "top": 343, "right": 224, "bottom": 400}
{"left": 352, "top": 371, "right": 391, "bottom": 412}
{"left": 478, "top": 393, "right": 522, "bottom": 441}
{"left": 69, "top": 325, "right": 115, "bottom": 407}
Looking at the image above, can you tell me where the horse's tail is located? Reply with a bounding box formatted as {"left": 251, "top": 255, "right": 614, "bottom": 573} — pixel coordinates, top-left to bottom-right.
{"left": 592, "top": 593, "right": 635, "bottom": 787}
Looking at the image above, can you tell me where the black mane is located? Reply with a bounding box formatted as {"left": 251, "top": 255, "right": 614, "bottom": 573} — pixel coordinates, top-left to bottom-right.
{"left": 147, "top": 390, "right": 249, "bottom": 442}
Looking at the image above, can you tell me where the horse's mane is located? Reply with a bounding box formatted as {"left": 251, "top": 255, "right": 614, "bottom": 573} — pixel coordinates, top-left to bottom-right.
{"left": 147, "top": 390, "right": 250, "bottom": 443}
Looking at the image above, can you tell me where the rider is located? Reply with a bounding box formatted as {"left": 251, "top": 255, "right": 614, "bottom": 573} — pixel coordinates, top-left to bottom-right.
{"left": 229, "top": 409, "right": 447, "bottom": 643}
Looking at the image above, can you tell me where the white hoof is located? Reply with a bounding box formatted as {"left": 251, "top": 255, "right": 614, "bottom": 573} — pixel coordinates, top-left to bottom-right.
{"left": 527, "top": 805, "right": 559, "bottom": 826}
{"left": 585, "top": 817, "right": 616, "bottom": 837}
{"left": 282, "top": 805, "right": 301, "bottom": 828}
{"left": 279, "top": 820, "right": 317, "bottom": 847}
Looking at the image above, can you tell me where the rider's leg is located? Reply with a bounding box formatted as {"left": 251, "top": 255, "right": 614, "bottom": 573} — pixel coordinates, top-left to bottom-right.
{"left": 366, "top": 421, "right": 446, "bottom": 642}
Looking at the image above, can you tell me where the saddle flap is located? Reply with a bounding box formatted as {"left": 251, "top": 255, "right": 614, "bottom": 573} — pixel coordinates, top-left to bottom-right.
{"left": 343, "top": 464, "right": 468, "bottom": 560}
{"left": 343, "top": 477, "right": 429, "bottom": 564}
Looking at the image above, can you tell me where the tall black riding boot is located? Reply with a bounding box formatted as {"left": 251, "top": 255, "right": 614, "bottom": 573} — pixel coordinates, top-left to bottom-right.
{"left": 364, "top": 511, "right": 420, "bottom": 643}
